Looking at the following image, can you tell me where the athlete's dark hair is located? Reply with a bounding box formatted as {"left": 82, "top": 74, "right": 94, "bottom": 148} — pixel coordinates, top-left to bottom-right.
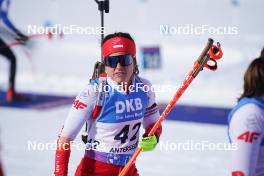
{"left": 238, "top": 48, "right": 264, "bottom": 101}
{"left": 102, "top": 32, "right": 139, "bottom": 75}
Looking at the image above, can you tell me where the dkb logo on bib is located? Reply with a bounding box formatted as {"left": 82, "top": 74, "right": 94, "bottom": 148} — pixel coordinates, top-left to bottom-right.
{"left": 115, "top": 98, "right": 142, "bottom": 113}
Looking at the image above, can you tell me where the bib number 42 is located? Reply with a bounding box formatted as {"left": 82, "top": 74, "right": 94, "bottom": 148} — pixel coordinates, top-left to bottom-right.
{"left": 114, "top": 122, "right": 141, "bottom": 144}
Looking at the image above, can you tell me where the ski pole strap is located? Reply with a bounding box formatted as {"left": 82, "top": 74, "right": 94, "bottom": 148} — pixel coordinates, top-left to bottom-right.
{"left": 92, "top": 72, "right": 107, "bottom": 119}
{"left": 205, "top": 58, "right": 217, "bottom": 71}
{"left": 209, "top": 42, "right": 223, "bottom": 60}
{"left": 205, "top": 42, "right": 223, "bottom": 71}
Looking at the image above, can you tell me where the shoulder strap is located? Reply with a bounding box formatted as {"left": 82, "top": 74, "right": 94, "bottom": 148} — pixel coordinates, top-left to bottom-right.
{"left": 228, "top": 97, "right": 264, "bottom": 125}
{"left": 82, "top": 62, "right": 106, "bottom": 144}
{"left": 228, "top": 97, "right": 264, "bottom": 142}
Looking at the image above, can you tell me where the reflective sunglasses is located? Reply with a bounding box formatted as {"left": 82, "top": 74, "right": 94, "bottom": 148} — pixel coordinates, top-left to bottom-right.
{"left": 105, "top": 54, "right": 134, "bottom": 68}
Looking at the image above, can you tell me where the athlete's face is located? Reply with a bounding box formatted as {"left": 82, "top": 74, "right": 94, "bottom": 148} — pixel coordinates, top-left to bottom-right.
{"left": 105, "top": 52, "right": 134, "bottom": 84}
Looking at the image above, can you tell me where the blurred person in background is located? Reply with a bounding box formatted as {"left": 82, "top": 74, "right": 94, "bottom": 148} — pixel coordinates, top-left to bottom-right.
{"left": 228, "top": 48, "right": 264, "bottom": 176}
{"left": 0, "top": 0, "right": 29, "bottom": 103}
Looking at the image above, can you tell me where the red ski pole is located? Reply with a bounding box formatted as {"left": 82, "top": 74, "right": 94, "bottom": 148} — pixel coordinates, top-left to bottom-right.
{"left": 118, "top": 38, "right": 223, "bottom": 176}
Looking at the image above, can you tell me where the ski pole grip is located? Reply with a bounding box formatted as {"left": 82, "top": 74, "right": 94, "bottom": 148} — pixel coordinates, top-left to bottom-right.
{"left": 193, "top": 38, "right": 214, "bottom": 77}
{"left": 197, "top": 38, "right": 214, "bottom": 64}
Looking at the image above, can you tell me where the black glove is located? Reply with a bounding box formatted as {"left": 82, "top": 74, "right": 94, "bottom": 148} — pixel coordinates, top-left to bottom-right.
{"left": 15, "top": 32, "right": 29, "bottom": 45}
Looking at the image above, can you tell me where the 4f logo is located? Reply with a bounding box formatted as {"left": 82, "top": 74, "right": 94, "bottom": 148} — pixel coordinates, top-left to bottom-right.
{"left": 73, "top": 99, "right": 87, "bottom": 110}
{"left": 237, "top": 131, "right": 260, "bottom": 143}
